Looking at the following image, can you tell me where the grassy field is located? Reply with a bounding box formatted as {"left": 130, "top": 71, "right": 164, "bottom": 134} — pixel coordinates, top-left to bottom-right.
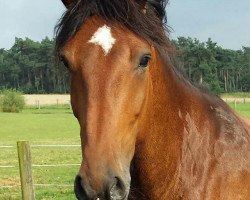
{"left": 0, "top": 102, "right": 249, "bottom": 199}
{"left": 0, "top": 105, "right": 80, "bottom": 200}
{"left": 228, "top": 102, "right": 250, "bottom": 118}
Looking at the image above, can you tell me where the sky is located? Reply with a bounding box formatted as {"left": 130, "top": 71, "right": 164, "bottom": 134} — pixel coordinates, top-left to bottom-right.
{"left": 0, "top": 0, "right": 249, "bottom": 50}
{"left": 167, "top": 0, "right": 250, "bottom": 49}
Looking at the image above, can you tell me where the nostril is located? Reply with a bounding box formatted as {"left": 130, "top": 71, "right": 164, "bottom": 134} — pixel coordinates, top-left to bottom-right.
{"left": 107, "top": 177, "right": 127, "bottom": 200}
{"left": 74, "top": 175, "right": 88, "bottom": 200}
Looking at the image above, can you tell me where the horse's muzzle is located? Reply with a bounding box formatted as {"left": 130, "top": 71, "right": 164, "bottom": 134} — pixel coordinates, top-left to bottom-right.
{"left": 74, "top": 175, "right": 127, "bottom": 200}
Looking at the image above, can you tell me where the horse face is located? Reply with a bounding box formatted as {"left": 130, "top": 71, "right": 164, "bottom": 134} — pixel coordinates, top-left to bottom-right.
{"left": 61, "top": 16, "right": 153, "bottom": 199}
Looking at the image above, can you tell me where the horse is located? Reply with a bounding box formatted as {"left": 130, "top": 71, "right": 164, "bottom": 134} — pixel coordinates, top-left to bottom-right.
{"left": 55, "top": 0, "right": 250, "bottom": 199}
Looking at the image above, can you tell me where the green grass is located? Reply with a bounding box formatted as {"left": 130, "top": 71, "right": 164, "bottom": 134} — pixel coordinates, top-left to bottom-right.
{"left": 228, "top": 102, "right": 250, "bottom": 118}
{"left": 0, "top": 105, "right": 79, "bottom": 146}
{"left": 0, "top": 103, "right": 249, "bottom": 199}
{"left": 0, "top": 106, "right": 80, "bottom": 200}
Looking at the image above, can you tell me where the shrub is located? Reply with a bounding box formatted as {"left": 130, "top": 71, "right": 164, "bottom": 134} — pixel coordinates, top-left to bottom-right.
{"left": 0, "top": 89, "right": 25, "bottom": 113}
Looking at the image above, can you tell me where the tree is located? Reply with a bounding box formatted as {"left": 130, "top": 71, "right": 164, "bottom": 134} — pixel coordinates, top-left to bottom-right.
{"left": 0, "top": 36, "right": 249, "bottom": 94}
{"left": 0, "top": 37, "right": 69, "bottom": 94}
{"left": 172, "top": 37, "right": 249, "bottom": 93}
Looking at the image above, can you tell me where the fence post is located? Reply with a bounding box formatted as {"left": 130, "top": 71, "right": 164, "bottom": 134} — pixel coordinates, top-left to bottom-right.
{"left": 17, "top": 141, "right": 35, "bottom": 200}
{"left": 234, "top": 99, "right": 237, "bottom": 109}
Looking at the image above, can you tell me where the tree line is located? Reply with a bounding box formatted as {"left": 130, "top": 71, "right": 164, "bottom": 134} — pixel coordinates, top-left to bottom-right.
{"left": 172, "top": 37, "right": 250, "bottom": 94}
{"left": 0, "top": 37, "right": 68, "bottom": 94}
{"left": 0, "top": 37, "right": 249, "bottom": 94}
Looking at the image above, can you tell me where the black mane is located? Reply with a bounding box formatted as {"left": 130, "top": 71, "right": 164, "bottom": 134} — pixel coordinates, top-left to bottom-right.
{"left": 55, "top": 0, "right": 170, "bottom": 54}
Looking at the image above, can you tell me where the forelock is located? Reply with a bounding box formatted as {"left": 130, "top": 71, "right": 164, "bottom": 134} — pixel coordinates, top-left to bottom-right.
{"left": 55, "top": 0, "right": 171, "bottom": 57}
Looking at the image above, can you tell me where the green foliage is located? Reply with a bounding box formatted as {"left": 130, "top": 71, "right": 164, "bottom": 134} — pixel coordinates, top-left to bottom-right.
{"left": 0, "top": 89, "right": 25, "bottom": 112}
{"left": 0, "top": 36, "right": 249, "bottom": 94}
{"left": 0, "top": 37, "right": 69, "bottom": 94}
{"left": 172, "top": 37, "right": 250, "bottom": 94}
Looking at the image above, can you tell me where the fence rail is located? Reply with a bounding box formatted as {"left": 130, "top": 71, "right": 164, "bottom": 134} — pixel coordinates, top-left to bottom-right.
{"left": 1, "top": 184, "right": 73, "bottom": 189}
{"left": 0, "top": 164, "right": 81, "bottom": 168}
{"left": 0, "top": 145, "right": 14, "bottom": 148}
{"left": 0, "top": 141, "right": 81, "bottom": 199}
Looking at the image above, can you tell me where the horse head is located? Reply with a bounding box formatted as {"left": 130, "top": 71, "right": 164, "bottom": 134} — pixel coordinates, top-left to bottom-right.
{"left": 56, "top": 0, "right": 169, "bottom": 199}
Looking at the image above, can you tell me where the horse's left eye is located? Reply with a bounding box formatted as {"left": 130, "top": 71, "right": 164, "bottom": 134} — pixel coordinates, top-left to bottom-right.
{"left": 60, "top": 56, "right": 70, "bottom": 69}
{"left": 139, "top": 54, "right": 151, "bottom": 68}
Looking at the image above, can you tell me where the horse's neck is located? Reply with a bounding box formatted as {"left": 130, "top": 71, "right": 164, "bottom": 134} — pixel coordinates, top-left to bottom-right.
{"left": 131, "top": 56, "right": 250, "bottom": 199}
{"left": 131, "top": 58, "right": 206, "bottom": 199}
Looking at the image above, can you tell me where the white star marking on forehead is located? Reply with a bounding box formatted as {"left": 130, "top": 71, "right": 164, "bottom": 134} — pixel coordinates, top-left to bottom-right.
{"left": 88, "top": 25, "right": 116, "bottom": 56}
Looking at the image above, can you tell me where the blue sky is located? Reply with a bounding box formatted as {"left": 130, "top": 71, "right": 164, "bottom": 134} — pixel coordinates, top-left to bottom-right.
{"left": 0, "top": 0, "right": 249, "bottom": 50}
{"left": 167, "top": 0, "right": 250, "bottom": 49}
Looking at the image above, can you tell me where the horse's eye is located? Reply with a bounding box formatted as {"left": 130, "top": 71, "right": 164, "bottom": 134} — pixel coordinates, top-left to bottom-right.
{"left": 60, "top": 56, "right": 69, "bottom": 69}
{"left": 139, "top": 54, "right": 151, "bottom": 68}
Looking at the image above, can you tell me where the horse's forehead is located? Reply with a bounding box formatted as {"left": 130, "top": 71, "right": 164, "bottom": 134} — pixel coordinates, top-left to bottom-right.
{"left": 88, "top": 24, "right": 116, "bottom": 56}
{"left": 63, "top": 16, "right": 151, "bottom": 69}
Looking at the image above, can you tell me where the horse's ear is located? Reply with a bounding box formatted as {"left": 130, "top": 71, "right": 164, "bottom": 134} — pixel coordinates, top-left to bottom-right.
{"left": 61, "top": 0, "right": 76, "bottom": 9}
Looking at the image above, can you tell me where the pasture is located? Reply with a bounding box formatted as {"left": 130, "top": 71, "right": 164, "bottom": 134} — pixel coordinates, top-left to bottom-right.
{"left": 0, "top": 105, "right": 80, "bottom": 200}
{"left": 228, "top": 102, "right": 250, "bottom": 118}
{"left": 0, "top": 102, "right": 249, "bottom": 199}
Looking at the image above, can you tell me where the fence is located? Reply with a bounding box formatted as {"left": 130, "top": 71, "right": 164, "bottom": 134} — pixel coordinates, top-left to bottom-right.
{"left": 223, "top": 98, "right": 250, "bottom": 103}
{"left": 23, "top": 95, "right": 70, "bottom": 106}
{"left": 0, "top": 142, "right": 81, "bottom": 200}
{"left": 222, "top": 98, "right": 250, "bottom": 109}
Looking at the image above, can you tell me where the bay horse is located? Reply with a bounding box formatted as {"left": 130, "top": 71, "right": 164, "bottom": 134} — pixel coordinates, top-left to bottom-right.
{"left": 55, "top": 0, "right": 250, "bottom": 199}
